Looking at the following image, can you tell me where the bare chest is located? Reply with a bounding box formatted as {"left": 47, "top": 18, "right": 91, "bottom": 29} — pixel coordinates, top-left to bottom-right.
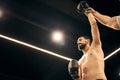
{"left": 81, "top": 52, "right": 102, "bottom": 74}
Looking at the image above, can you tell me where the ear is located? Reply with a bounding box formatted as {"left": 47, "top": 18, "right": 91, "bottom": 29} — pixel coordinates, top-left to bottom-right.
{"left": 85, "top": 39, "right": 88, "bottom": 44}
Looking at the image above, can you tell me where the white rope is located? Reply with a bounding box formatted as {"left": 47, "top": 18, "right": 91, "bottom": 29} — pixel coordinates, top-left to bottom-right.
{"left": 0, "top": 34, "right": 72, "bottom": 61}
{"left": 104, "top": 47, "right": 120, "bottom": 61}
{"left": 0, "top": 34, "right": 119, "bottom": 61}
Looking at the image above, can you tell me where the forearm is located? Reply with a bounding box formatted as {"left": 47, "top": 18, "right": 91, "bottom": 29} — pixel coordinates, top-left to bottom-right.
{"left": 92, "top": 10, "right": 111, "bottom": 26}
{"left": 91, "top": 9, "right": 120, "bottom": 30}
{"left": 87, "top": 13, "right": 101, "bottom": 44}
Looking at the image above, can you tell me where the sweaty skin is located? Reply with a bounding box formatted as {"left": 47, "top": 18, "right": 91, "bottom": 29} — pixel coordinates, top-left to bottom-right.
{"left": 77, "top": 13, "right": 107, "bottom": 80}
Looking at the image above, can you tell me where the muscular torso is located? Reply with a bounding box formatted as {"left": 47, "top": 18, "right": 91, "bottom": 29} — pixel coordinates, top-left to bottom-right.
{"left": 78, "top": 45, "right": 107, "bottom": 80}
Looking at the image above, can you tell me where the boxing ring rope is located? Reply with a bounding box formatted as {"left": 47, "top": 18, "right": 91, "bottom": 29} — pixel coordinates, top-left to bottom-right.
{"left": 0, "top": 34, "right": 119, "bottom": 61}
{"left": 0, "top": 34, "right": 72, "bottom": 61}
{"left": 104, "top": 47, "right": 120, "bottom": 61}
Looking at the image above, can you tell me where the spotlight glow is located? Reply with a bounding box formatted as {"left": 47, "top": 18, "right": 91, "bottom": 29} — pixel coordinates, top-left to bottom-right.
{"left": 52, "top": 31, "right": 64, "bottom": 43}
{"left": 0, "top": 9, "right": 3, "bottom": 17}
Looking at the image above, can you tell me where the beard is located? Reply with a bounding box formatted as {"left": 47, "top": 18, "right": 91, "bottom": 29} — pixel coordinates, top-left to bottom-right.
{"left": 78, "top": 44, "right": 86, "bottom": 51}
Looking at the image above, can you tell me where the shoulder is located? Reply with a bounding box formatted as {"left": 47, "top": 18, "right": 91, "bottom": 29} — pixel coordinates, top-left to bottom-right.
{"left": 78, "top": 55, "right": 85, "bottom": 65}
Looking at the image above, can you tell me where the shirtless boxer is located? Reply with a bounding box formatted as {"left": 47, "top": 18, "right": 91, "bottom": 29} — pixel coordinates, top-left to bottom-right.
{"left": 68, "top": 1, "right": 107, "bottom": 80}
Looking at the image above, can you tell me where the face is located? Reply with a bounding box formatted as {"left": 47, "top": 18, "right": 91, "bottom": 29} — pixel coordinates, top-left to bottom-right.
{"left": 77, "top": 37, "right": 87, "bottom": 51}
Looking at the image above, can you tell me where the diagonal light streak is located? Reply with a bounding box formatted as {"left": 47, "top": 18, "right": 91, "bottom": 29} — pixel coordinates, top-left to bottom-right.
{"left": 0, "top": 34, "right": 72, "bottom": 61}
{"left": 104, "top": 47, "right": 120, "bottom": 61}
{"left": 0, "top": 34, "right": 119, "bottom": 61}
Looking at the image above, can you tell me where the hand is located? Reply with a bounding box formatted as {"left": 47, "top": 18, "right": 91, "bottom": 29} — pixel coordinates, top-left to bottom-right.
{"left": 77, "top": 0, "right": 91, "bottom": 15}
{"left": 88, "top": 7, "right": 96, "bottom": 13}
{"left": 68, "top": 59, "right": 79, "bottom": 80}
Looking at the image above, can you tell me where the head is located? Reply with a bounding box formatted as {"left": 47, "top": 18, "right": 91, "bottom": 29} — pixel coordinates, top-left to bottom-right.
{"left": 77, "top": 36, "right": 91, "bottom": 51}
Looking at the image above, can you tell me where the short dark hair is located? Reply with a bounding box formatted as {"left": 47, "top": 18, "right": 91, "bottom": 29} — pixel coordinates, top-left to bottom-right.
{"left": 79, "top": 36, "right": 92, "bottom": 45}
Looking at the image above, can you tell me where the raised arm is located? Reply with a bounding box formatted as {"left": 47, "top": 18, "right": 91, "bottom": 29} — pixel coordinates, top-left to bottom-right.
{"left": 77, "top": 1, "right": 101, "bottom": 45}
{"left": 87, "top": 13, "right": 101, "bottom": 45}
{"left": 90, "top": 8, "right": 120, "bottom": 30}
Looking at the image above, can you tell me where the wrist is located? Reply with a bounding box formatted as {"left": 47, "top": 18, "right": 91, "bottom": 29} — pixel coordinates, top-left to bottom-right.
{"left": 84, "top": 8, "right": 92, "bottom": 16}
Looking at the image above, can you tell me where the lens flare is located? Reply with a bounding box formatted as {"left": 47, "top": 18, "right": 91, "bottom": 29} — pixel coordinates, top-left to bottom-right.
{"left": 52, "top": 31, "right": 64, "bottom": 43}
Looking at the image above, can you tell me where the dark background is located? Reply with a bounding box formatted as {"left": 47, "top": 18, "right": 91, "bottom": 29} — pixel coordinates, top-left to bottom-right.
{"left": 0, "top": 0, "right": 120, "bottom": 80}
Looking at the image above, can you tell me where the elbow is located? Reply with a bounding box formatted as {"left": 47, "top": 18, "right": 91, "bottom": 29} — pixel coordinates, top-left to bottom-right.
{"left": 106, "top": 20, "right": 113, "bottom": 27}
{"left": 106, "top": 22, "right": 120, "bottom": 30}
{"left": 105, "top": 17, "right": 120, "bottom": 30}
